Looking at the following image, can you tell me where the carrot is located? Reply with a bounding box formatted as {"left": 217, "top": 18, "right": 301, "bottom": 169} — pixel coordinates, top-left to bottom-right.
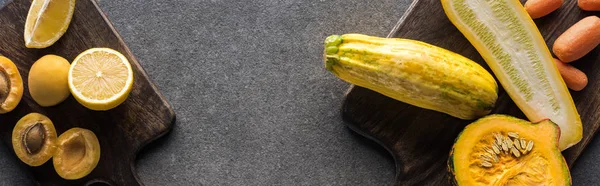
{"left": 524, "top": 0, "right": 563, "bottom": 19}
{"left": 552, "top": 16, "right": 600, "bottom": 63}
{"left": 579, "top": 0, "right": 600, "bottom": 11}
{"left": 553, "top": 58, "right": 588, "bottom": 91}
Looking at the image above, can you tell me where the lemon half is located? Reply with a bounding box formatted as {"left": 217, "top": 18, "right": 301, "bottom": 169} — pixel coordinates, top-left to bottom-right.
{"left": 68, "top": 48, "right": 134, "bottom": 111}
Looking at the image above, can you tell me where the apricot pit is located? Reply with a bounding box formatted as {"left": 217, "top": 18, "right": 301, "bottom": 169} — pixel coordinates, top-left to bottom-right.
{"left": 53, "top": 128, "right": 101, "bottom": 180}
{"left": 12, "top": 113, "right": 57, "bottom": 166}
{"left": 0, "top": 56, "right": 24, "bottom": 113}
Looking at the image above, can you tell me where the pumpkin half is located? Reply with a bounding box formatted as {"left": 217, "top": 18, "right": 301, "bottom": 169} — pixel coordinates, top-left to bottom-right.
{"left": 449, "top": 114, "right": 571, "bottom": 185}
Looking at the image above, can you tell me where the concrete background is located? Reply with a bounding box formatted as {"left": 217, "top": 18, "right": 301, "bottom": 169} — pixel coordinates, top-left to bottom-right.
{"left": 0, "top": 0, "right": 598, "bottom": 185}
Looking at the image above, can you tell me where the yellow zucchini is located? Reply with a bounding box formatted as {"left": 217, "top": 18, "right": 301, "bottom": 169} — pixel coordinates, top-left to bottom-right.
{"left": 324, "top": 34, "right": 498, "bottom": 120}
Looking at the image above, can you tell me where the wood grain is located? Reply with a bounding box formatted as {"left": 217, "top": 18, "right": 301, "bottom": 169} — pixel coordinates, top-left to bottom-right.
{"left": 342, "top": 0, "right": 600, "bottom": 185}
{"left": 0, "top": 0, "right": 175, "bottom": 185}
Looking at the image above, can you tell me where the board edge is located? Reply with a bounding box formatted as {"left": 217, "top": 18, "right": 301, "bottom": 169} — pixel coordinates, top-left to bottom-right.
{"left": 87, "top": 0, "right": 178, "bottom": 185}
{"left": 340, "top": 0, "right": 424, "bottom": 184}
{"left": 89, "top": 0, "right": 176, "bottom": 122}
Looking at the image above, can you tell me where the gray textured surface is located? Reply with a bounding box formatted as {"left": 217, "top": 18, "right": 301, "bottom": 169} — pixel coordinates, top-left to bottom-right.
{"left": 1, "top": 0, "right": 599, "bottom": 185}
{"left": 0, "top": 0, "right": 404, "bottom": 185}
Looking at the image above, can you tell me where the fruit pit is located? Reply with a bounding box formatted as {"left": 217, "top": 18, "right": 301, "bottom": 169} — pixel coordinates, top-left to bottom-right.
{"left": 22, "top": 122, "right": 46, "bottom": 154}
{"left": 0, "top": 69, "right": 10, "bottom": 104}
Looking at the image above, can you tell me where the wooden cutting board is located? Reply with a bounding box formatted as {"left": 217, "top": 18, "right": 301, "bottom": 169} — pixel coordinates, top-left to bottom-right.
{"left": 0, "top": 0, "right": 175, "bottom": 185}
{"left": 342, "top": 0, "right": 600, "bottom": 185}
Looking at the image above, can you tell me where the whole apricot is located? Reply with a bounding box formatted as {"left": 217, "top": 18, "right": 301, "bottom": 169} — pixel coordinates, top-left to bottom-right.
{"left": 28, "top": 55, "right": 71, "bottom": 107}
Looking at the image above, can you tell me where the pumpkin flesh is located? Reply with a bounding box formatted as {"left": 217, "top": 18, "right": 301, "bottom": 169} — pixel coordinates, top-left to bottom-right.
{"left": 450, "top": 115, "right": 571, "bottom": 185}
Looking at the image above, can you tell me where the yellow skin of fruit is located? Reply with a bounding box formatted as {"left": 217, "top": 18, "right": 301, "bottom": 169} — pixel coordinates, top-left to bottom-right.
{"left": 68, "top": 48, "right": 134, "bottom": 111}
{"left": 28, "top": 55, "right": 71, "bottom": 107}
{"left": 53, "top": 127, "right": 101, "bottom": 180}
{"left": 0, "top": 56, "right": 24, "bottom": 113}
{"left": 24, "top": 0, "right": 76, "bottom": 48}
{"left": 11, "top": 113, "right": 58, "bottom": 167}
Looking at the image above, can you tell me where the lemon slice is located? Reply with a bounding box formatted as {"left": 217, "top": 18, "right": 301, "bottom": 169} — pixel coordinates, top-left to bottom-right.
{"left": 68, "top": 48, "right": 134, "bottom": 111}
{"left": 441, "top": 0, "right": 582, "bottom": 150}
{"left": 24, "top": 0, "right": 76, "bottom": 48}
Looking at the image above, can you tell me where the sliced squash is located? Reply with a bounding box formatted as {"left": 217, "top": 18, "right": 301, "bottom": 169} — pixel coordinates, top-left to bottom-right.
{"left": 449, "top": 114, "right": 571, "bottom": 185}
{"left": 441, "top": 0, "right": 582, "bottom": 151}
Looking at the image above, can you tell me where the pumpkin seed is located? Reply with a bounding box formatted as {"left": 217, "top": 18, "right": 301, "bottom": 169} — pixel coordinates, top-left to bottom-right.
{"left": 492, "top": 143, "right": 500, "bottom": 154}
{"left": 526, "top": 140, "right": 534, "bottom": 152}
{"left": 480, "top": 154, "right": 492, "bottom": 161}
{"left": 481, "top": 161, "right": 493, "bottom": 168}
{"left": 483, "top": 146, "right": 495, "bottom": 155}
{"left": 508, "top": 132, "right": 519, "bottom": 138}
{"left": 520, "top": 139, "right": 527, "bottom": 150}
{"left": 513, "top": 139, "right": 521, "bottom": 150}
{"left": 505, "top": 138, "right": 513, "bottom": 149}
{"left": 495, "top": 133, "right": 503, "bottom": 146}
{"left": 511, "top": 147, "right": 521, "bottom": 157}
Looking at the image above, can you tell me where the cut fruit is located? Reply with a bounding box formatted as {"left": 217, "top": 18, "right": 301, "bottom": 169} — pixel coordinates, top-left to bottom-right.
{"left": 68, "top": 48, "right": 134, "bottom": 111}
{"left": 24, "top": 0, "right": 77, "bottom": 48}
{"left": 53, "top": 127, "right": 100, "bottom": 180}
{"left": 12, "top": 113, "right": 58, "bottom": 167}
{"left": 0, "top": 56, "right": 24, "bottom": 114}
{"left": 441, "top": 0, "right": 582, "bottom": 150}
{"left": 449, "top": 115, "right": 571, "bottom": 185}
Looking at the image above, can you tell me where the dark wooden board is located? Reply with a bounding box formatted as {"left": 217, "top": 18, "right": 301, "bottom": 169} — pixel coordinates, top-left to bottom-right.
{"left": 342, "top": 0, "right": 600, "bottom": 185}
{"left": 0, "top": 0, "right": 175, "bottom": 185}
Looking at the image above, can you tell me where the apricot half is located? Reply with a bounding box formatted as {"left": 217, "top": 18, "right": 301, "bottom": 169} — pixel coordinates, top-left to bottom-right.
{"left": 28, "top": 55, "right": 71, "bottom": 107}
{"left": 53, "top": 127, "right": 101, "bottom": 180}
{"left": 0, "top": 56, "right": 24, "bottom": 113}
{"left": 11, "top": 113, "right": 58, "bottom": 166}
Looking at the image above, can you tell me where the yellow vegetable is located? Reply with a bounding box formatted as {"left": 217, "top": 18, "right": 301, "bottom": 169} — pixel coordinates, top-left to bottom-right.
{"left": 441, "top": 0, "right": 582, "bottom": 150}
{"left": 449, "top": 114, "right": 571, "bottom": 185}
{"left": 324, "top": 34, "right": 498, "bottom": 120}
